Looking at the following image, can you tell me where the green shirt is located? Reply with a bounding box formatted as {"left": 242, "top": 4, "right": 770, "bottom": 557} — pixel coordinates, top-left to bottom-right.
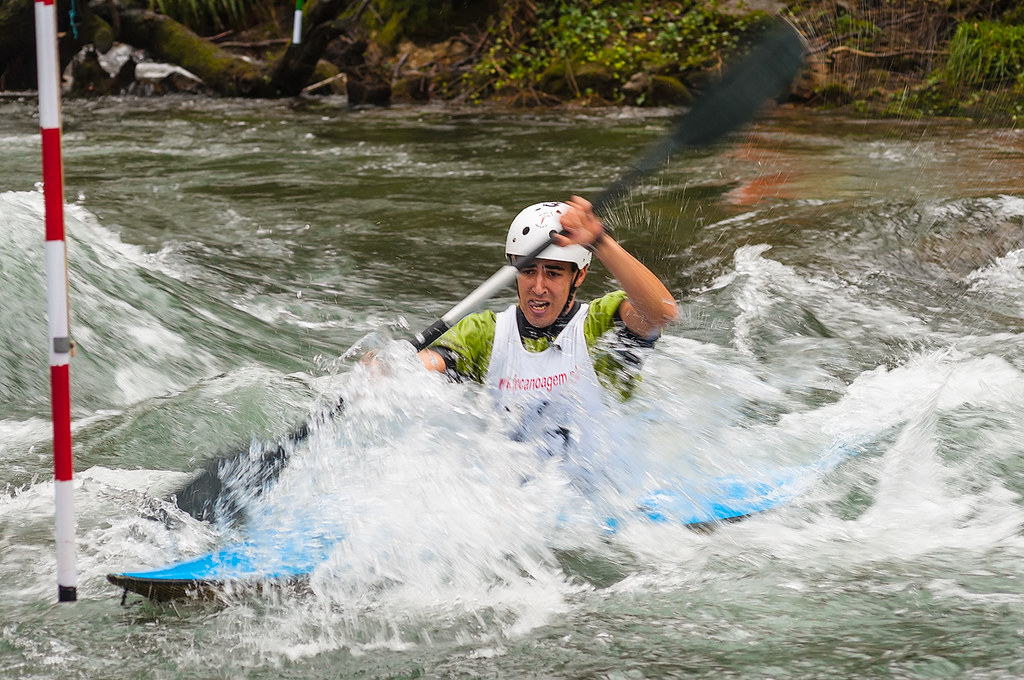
{"left": 433, "top": 290, "right": 648, "bottom": 397}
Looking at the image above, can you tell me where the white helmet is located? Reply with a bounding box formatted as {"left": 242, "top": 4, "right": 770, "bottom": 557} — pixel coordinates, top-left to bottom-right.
{"left": 505, "top": 202, "right": 592, "bottom": 269}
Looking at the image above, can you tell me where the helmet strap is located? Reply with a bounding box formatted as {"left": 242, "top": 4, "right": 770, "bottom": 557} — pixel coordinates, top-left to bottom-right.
{"left": 561, "top": 266, "right": 585, "bottom": 316}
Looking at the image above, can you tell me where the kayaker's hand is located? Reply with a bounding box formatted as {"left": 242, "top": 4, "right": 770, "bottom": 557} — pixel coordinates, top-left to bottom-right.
{"left": 555, "top": 195, "right": 607, "bottom": 252}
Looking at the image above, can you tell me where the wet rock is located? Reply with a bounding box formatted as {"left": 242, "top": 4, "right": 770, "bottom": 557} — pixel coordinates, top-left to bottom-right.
{"left": 622, "top": 72, "right": 691, "bottom": 106}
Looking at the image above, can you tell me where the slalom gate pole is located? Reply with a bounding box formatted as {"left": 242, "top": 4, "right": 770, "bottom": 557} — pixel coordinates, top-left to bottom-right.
{"left": 291, "top": 0, "right": 303, "bottom": 45}
{"left": 34, "top": 0, "right": 78, "bottom": 603}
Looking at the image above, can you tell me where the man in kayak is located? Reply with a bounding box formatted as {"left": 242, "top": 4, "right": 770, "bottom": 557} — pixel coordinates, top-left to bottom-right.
{"left": 417, "top": 196, "right": 677, "bottom": 461}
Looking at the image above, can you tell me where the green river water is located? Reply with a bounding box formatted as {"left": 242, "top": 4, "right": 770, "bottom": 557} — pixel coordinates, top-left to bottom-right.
{"left": 1, "top": 96, "right": 1023, "bottom": 678}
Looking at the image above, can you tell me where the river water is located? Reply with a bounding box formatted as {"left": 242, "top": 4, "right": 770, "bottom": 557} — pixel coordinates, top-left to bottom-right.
{"left": 1, "top": 96, "right": 1023, "bottom": 678}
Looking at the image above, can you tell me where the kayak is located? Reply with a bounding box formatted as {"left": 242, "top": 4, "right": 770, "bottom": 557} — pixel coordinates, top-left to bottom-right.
{"left": 108, "top": 451, "right": 840, "bottom": 601}
{"left": 108, "top": 534, "right": 338, "bottom": 601}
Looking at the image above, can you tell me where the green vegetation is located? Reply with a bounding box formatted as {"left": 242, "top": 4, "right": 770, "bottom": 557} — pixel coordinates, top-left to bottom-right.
{"left": 946, "top": 20, "right": 1024, "bottom": 87}
{"left": 370, "top": 0, "right": 499, "bottom": 48}
{"left": 867, "top": 19, "right": 1024, "bottom": 123}
{"left": 149, "top": 0, "right": 258, "bottom": 32}
{"left": 835, "top": 14, "right": 878, "bottom": 41}
{"left": 468, "top": 1, "right": 768, "bottom": 102}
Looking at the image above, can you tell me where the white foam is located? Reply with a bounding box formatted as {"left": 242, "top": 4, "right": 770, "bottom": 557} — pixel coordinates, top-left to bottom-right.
{"left": 0, "top": 191, "right": 221, "bottom": 408}
{"left": 967, "top": 248, "right": 1024, "bottom": 307}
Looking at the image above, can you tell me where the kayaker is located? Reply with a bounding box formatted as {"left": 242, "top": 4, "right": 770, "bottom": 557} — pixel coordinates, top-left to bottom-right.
{"left": 418, "top": 196, "right": 678, "bottom": 411}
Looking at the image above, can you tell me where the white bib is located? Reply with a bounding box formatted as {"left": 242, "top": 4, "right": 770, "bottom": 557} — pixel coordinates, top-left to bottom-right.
{"left": 485, "top": 304, "right": 608, "bottom": 464}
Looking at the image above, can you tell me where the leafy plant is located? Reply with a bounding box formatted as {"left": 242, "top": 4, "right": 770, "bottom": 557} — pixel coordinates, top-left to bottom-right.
{"left": 835, "top": 14, "right": 878, "bottom": 38}
{"left": 469, "top": 0, "right": 765, "bottom": 100}
{"left": 946, "top": 20, "right": 1024, "bottom": 86}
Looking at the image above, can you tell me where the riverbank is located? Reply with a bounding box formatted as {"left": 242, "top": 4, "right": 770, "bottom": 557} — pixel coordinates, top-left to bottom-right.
{"left": 2, "top": 0, "right": 1022, "bottom": 123}
{"left": 379, "top": 0, "right": 1024, "bottom": 123}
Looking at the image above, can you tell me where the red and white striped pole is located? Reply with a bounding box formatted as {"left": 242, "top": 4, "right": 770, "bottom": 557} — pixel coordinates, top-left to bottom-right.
{"left": 34, "top": 0, "right": 77, "bottom": 603}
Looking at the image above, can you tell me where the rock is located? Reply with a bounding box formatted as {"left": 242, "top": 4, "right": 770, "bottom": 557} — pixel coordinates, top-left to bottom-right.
{"left": 791, "top": 53, "right": 828, "bottom": 101}
{"left": 573, "top": 62, "right": 617, "bottom": 99}
{"left": 622, "top": 71, "right": 690, "bottom": 106}
{"left": 622, "top": 71, "right": 650, "bottom": 95}
{"left": 537, "top": 62, "right": 571, "bottom": 97}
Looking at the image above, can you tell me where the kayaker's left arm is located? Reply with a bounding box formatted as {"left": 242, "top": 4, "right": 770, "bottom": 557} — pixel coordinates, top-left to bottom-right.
{"left": 557, "top": 196, "right": 678, "bottom": 339}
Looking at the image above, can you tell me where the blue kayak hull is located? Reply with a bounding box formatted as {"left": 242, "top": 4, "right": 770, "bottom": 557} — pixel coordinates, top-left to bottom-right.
{"left": 108, "top": 457, "right": 830, "bottom": 601}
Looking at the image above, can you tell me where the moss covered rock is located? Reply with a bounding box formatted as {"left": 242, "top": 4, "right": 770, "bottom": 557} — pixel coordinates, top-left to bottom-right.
{"left": 537, "top": 62, "right": 572, "bottom": 97}
{"left": 572, "top": 62, "right": 618, "bottom": 100}
{"left": 622, "top": 72, "right": 690, "bottom": 106}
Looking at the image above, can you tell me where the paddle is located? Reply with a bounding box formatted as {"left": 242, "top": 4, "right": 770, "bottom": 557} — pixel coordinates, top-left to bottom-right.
{"left": 173, "top": 18, "right": 806, "bottom": 523}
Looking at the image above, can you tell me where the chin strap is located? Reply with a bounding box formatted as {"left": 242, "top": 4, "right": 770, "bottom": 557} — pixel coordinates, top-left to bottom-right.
{"left": 561, "top": 267, "right": 586, "bottom": 316}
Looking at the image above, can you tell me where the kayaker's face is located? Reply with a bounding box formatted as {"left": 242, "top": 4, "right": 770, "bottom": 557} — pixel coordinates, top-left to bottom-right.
{"left": 516, "top": 258, "right": 585, "bottom": 328}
